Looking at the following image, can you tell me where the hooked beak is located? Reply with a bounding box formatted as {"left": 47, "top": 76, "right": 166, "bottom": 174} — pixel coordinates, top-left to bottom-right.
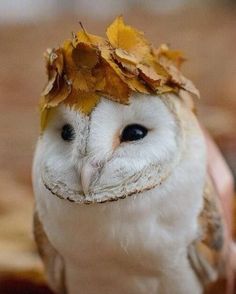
{"left": 80, "top": 161, "right": 98, "bottom": 195}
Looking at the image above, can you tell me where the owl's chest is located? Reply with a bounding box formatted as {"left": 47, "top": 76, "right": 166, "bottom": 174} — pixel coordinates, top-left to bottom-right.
{"left": 39, "top": 180, "right": 202, "bottom": 294}
{"left": 44, "top": 189, "right": 175, "bottom": 266}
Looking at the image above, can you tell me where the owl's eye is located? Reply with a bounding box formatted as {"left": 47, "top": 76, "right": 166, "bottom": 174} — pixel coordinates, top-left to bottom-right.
{"left": 61, "top": 124, "right": 75, "bottom": 141}
{"left": 120, "top": 124, "right": 148, "bottom": 142}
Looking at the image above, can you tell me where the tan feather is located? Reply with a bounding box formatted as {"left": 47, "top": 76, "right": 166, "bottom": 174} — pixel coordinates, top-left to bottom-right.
{"left": 188, "top": 175, "right": 229, "bottom": 289}
{"left": 33, "top": 211, "right": 67, "bottom": 294}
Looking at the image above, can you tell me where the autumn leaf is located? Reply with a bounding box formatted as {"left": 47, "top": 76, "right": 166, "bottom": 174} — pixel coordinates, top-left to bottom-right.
{"left": 154, "top": 44, "right": 186, "bottom": 69}
{"left": 40, "top": 16, "right": 200, "bottom": 131}
{"left": 106, "top": 16, "right": 150, "bottom": 62}
{"left": 72, "top": 43, "right": 99, "bottom": 69}
{"left": 160, "top": 58, "right": 200, "bottom": 98}
{"left": 114, "top": 48, "right": 138, "bottom": 64}
{"left": 40, "top": 76, "right": 72, "bottom": 131}
{"left": 75, "top": 30, "right": 105, "bottom": 47}
{"left": 42, "top": 48, "right": 64, "bottom": 96}
{"left": 64, "top": 90, "right": 100, "bottom": 114}
{"left": 137, "top": 63, "right": 168, "bottom": 90}
{"left": 63, "top": 40, "right": 97, "bottom": 92}
{"left": 111, "top": 49, "right": 138, "bottom": 77}
{"left": 40, "top": 105, "right": 50, "bottom": 133}
{"left": 100, "top": 44, "right": 149, "bottom": 94}
{"left": 94, "top": 60, "right": 131, "bottom": 104}
{"left": 40, "top": 47, "right": 72, "bottom": 131}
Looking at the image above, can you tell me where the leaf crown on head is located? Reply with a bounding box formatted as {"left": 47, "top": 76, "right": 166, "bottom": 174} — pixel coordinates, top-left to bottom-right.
{"left": 40, "top": 16, "right": 199, "bottom": 131}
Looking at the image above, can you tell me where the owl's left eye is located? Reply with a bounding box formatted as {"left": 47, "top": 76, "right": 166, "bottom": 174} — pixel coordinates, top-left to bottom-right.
{"left": 120, "top": 124, "right": 148, "bottom": 142}
{"left": 61, "top": 124, "right": 75, "bottom": 141}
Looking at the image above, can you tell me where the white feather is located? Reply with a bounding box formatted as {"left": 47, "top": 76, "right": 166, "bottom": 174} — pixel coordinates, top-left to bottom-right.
{"left": 33, "top": 93, "right": 206, "bottom": 294}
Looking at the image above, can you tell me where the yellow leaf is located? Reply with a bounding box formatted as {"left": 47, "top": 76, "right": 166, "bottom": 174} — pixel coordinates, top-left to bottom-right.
{"left": 72, "top": 72, "right": 93, "bottom": 92}
{"left": 114, "top": 48, "right": 138, "bottom": 64}
{"left": 75, "top": 31, "right": 105, "bottom": 47}
{"left": 94, "top": 60, "right": 131, "bottom": 104}
{"left": 111, "top": 49, "right": 138, "bottom": 77}
{"left": 39, "top": 16, "right": 200, "bottom": 133}
{"left": 155, "top": 44, "right": 185, "bottom": 68}
{"left": 39, "top": 100, "right": 56, "bottom": 132}
{"left": 106, "top": 16, "right": 150, "bottom": 62}
{"left": 65, "top": 90, "right": 100, "bottom": 114}
{"left": 156, "top": 85, "right": 176, "bottom": 95}
{"left": 100, "top": 45, "right": 149, "bottom": 94}
{"left": 40, "top": 105, "right": 50, "bottom": 132}
{"left": 126, "top": 77, "right": 149, "bottom": 94}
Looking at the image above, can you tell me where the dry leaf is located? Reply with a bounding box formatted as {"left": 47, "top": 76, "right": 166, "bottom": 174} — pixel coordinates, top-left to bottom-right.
{"left": 72, "top": 43, "right": 99, "bottom": 69}
{"left": 100, "top": 44, "right": 149, "bottom": 94}
{"left": 106, "top": 16, "right": 150, "bottom": 62}
{"left": 40, "top": 16, "right": 200, "bottom": 131}
{"left": 112, "top": 50, "right": 138, "bottom": 77}
{"left": 137, "top": 63, "right": 168, "bottom": 90}
{"left": 160, "top": 58, "right": 200, "bottom": 98}
{"left": 155, "top": 44, "right": 185, "bottom": 68}
{"left": 42, "top": 48, "right": 64, "bottom": 96}
{"left": 63, "top": 41, "right": 97, "bottom": 92}
{"left": 94, "top": 60, "right": 131, "bottom": 104}
{"left": 75, "top": 31, "right": 105, "bottom": 47}
{"left": 65, "top": 90, "right": 100, "bottom": 114}
{"left": 114, "top": 48, "right": 138, "bottom": 65}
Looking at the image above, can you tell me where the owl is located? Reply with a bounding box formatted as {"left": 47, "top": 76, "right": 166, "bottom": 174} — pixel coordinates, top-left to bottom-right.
{"left": 32, "top": 17, "right": 230, "bottom": 294}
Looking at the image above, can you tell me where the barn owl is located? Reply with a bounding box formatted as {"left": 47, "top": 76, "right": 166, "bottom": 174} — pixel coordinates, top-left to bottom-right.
{"left": 33, "top": 17, "right": 230, "bottom": 294}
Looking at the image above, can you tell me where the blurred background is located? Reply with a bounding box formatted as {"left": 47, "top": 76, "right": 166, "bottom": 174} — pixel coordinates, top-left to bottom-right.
{"left": 0, "top": 0, "right": 235, "bottom": 293}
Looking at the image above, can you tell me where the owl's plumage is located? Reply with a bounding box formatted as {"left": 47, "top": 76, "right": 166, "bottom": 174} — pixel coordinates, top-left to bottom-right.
{"left": 33, "top": 93, "right": 228, "bottom": 294}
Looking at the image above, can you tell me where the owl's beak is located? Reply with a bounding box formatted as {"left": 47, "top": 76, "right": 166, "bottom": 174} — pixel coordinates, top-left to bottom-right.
{"left": 80, "top": 161, "right": 98, "bottom": 195}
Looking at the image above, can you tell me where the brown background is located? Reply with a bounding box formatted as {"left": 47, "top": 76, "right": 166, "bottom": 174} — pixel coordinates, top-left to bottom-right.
{"left": 0, "top": 4, "right": 235, "bottom": 293}
{"left": 1, "top": 6, "right": 236, "bottom": 186}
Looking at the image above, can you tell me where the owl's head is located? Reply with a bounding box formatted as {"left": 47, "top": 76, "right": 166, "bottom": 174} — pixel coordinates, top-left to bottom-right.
{"left": 33, "top": 17, "right": 204, "bottom": 204}
{"left": 34, "top": 92, "right": 204, "bottom": 204}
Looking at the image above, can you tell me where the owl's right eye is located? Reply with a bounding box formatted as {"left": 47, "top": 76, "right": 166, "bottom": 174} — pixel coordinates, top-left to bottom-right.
{"left": 61, "top": 124, "right": 75, "bottom": 141}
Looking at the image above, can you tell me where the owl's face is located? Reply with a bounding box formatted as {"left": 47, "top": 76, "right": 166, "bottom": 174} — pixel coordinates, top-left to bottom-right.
{"left": 35, "top": 93, "right": 194, "bottom": 203}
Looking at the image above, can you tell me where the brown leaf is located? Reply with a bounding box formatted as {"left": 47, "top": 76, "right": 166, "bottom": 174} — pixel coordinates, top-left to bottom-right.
{"left": 94, "top": 60, "right": 131, "bottom": 104}
{"left": 44, "top": 75, "right": 72, "bottom": 107}
{"left": 137, "top": 63, "right": 168, "bottom": 90}
{"left": 42, "top": 48, "right": 64, "bottom": 96}
{"left": 39, "top": 16, "right": 200, "bottom": 132}
{"left": 100, "top": 45, "right": 149, "bottom": 94}
{"left": 63, "top": 41, "right": 96, "bottom": 92}
{"left": 160, "top": 58, "right": 200, "bottom": 98}
{"left": 72, "top": 43, "right": 99, "bottom": 69}
{"left": 40, "top": 75, "right": 72, "bottom": 131}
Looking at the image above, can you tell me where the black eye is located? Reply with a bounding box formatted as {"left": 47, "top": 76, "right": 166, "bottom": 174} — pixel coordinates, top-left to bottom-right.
{"left": 61, "top": 124, "right": 75, "bottom": 141}
{"left": 120, "top": 124, "right": 148, "bottom": 142}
